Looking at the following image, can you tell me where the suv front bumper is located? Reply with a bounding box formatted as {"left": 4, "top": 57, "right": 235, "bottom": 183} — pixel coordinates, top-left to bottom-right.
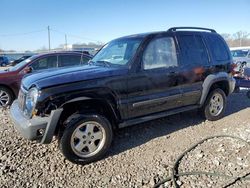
{"left": 10, "top": 100, "right": 63, "bottom": 144}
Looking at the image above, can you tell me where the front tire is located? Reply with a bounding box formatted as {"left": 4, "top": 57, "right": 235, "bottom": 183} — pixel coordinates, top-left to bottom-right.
{"left": 201, "top": 88, "right": 226, "bottom": 121}
{"left": 59, "top": 114, "right": 113, "bottom": 165}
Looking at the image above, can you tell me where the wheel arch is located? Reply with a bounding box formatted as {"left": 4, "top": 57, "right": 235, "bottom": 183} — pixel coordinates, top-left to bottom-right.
{"left": 200, "top": 72, "right": 230, "bottom": 106}
{"left": 55, "top": 97, "right": 121, "bottom": 136}
{"left": 0, "top": 84, "right": 16, "bottom": 98}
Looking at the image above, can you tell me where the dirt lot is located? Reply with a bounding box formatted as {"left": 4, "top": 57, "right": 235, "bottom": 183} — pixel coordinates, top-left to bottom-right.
{"left": 0, "top": 91, "right": 250, "bottom": 188}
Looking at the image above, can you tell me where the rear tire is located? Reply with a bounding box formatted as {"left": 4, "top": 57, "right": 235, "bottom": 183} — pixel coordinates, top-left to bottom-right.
{"left": 201, "top": 88, "right": 226, "bottom": 121}
{"left": 59, "top": 113, "right": 113, "bottom": 165}
{"left": 0, "top": 87, "right": 14, "bottom": 107}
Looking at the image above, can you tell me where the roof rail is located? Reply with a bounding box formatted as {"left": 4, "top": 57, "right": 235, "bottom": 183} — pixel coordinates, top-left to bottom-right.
{"left": 167, "top": 27, "right": 216, "bottom": 33}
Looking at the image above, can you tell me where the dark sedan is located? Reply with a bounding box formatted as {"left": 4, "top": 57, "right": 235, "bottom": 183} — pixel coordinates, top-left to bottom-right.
{"left": 0, "top": 51, "right": 92, "bottom": 107}
{"left": 0, "top": 56, "right": 9, "bottom": 66}
{"left": 10, "top": 55, "right": 32, "bottom": 66}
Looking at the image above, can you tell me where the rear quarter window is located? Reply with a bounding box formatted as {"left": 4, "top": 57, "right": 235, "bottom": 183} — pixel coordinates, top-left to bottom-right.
{"left": 58, "top": 55, "right": 81, "bottom": 67}
{"left": 178, "top": 35, "right": 209, "bottom": 67}
{"left": 206, "top": 34, "right": 230, "bottom": 61}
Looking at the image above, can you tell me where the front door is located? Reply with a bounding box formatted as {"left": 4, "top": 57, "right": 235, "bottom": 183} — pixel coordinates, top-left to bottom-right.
{"left": 126, "top": 35, "right": 183, "bottom": 119}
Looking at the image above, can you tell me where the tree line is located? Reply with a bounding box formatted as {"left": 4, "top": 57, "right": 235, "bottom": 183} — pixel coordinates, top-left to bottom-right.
{"left": 221, "top": 31, "right": 250, "bottom": 47}
{"left": 1, "top": 31, "right": 250, "bottom": 52}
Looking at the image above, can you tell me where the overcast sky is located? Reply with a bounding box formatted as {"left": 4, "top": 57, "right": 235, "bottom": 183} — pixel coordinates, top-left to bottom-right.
{"left": 0, "top": 0, "right": 249, "bottom": 51}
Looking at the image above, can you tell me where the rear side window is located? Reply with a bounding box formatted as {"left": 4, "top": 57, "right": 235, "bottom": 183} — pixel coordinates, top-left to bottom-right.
{"left": 206, "top": 35, "right": 229, "bottom": 61}
{"left": 58, "top": 55, "right": 81, "bottom": 67}
{"left": 178, "top": 35, "right": 209, "bottom": 66}
{"left": 143, "top": 37, "right": 178, "bottom": 70}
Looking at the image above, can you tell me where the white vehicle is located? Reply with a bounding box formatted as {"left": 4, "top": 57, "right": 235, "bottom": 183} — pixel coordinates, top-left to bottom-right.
{"left": 230, "top": 47, "right": 250, "bottom": 67}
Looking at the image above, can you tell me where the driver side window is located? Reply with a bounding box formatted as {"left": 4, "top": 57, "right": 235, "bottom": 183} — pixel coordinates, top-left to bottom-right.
{"left": 143, "top": 37, "right": 178, "bottom": 70}
{"left": 31, "top": 56, "right": 57, "bottom": 70}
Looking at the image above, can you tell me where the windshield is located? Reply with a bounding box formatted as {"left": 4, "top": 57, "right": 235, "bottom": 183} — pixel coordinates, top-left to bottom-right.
{"left": 9, "top": 55, "right": 37, "bottom": 71}
{"left": 231, "top": 50, "right": 249, "bottom": 57}
{"left": 91, "top": 37, "right": 143, "bottom": 66}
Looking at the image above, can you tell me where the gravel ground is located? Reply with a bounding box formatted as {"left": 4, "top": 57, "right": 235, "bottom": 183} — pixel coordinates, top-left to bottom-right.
{"left": 0, "top": 91, "right": 250, "bottom": 188}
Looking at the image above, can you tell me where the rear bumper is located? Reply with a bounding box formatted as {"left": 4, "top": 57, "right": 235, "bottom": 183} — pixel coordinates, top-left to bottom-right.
{"left": 10, "top": 100, "right": 63, "bottom": 144}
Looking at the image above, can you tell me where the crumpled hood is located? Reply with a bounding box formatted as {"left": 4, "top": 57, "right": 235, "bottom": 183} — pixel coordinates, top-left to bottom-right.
{"left": 22, "top": 65, "right": 127, "bottom": 90}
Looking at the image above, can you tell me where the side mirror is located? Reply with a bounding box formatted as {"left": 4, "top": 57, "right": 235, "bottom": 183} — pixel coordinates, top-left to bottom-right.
{"left": 23, "top": 66, "right": 32, "bottom": 74}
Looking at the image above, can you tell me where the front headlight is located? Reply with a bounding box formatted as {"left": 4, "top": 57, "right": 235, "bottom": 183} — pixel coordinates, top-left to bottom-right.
{"left": 24, "top": 87, "right": 39, "bottom": 117}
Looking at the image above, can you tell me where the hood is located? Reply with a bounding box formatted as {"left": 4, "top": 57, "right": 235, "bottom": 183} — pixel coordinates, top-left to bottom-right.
{"left": 0, "top": 68, "right": 16, "bottom": 77}
{"left": 0, "top": 70, "right": 8, "bottom": 74}
{"left": 22, "top": 65, "right": 128, "bottom": 90}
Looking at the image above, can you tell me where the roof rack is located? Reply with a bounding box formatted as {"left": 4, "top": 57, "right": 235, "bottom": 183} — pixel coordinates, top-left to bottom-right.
{"left": 167, "top": 27, "right": 216, "bottom": 33}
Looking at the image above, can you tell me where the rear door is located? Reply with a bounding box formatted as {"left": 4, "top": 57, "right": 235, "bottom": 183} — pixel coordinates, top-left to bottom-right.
{"left": 176, "top": 33, "right": 210, "bottom": 106}
{"left": 126, "top": 34, "right": 183, "bottom": 118}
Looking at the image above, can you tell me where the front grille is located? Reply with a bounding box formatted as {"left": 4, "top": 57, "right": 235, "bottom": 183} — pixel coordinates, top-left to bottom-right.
{"left": 18, "top": 88, "right": 26, "bottom": 112}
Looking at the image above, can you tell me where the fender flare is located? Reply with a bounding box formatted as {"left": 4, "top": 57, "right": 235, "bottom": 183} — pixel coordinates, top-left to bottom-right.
{"left": 60, "top": 96, "right": 92, "bottom": 107}
{"left": 60, "top": 96, "right": 120, "bottom": 124}
{"left": 199, "top": 72, "right": 229, "bottom": 106}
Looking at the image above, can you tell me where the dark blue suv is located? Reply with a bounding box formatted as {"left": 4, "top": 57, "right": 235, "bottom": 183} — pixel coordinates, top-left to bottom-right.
{"left": 10, "top": 27, "right": 235, "bottom": 165}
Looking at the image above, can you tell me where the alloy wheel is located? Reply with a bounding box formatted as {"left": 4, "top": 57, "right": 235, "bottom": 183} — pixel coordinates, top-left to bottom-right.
{"left": 70, "top": 121, "right": 106, "bottom": 158}
{"left": 209, "top": 93, "right": 224, "bottom": 116}
{"left": 0, "top": 90, "right": 10, "bottom": 107}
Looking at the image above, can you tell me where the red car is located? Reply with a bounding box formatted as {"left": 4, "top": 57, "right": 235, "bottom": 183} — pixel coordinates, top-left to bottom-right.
{"left": 0, "top": 51, "right": 92, "bottom": 107}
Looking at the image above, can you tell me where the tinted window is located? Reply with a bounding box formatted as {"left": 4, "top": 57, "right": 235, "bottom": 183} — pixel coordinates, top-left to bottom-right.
{"left": 31, "top": 56, "right": 57, "bottom": 70}
{"left": 81, "top": 56, "right": 90, "bottom": 64}
{"left": 178, "top": 35, "right": 209, "bottom": 66}
{"left": 58, "top": 55, "right": 81, "bottom": 67}
{"left": 143, "top": 37, "right": 178, "bottom": 70}
{"left": 207, "top": 35, "right": 229, "bottom": 61}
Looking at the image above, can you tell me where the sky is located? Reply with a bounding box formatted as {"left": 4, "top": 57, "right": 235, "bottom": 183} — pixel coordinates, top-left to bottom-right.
{"left": 0, "top": 0, "right": 249, "bottom": 51}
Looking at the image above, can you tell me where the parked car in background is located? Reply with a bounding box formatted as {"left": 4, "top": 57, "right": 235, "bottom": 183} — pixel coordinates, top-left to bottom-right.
{"left": 0, "top": 56, "right": 9, "bottom": 66}
{"left": 10, "top": 27, "right": 235, "bottom": 165}
{"left": 0, "top": 51, "right": 92, "bottom": 107}
{"left": 10, "top": 55, "right": 32, "bottom": 66}
{"left": 231, "top": 47, "right": 250, "bottom": 66}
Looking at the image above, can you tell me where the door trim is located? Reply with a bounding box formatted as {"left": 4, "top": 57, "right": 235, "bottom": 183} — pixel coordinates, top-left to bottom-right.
{"left": 132, "top": 93, "right": 182, "bottom": 107}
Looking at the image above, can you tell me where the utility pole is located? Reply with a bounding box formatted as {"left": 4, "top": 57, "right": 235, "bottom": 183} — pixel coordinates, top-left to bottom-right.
{"left": 47, "top": 26, "right": 51, "bottom": 51}
{"left": 65, "top": 34, "right": 67, "bottom": 50}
